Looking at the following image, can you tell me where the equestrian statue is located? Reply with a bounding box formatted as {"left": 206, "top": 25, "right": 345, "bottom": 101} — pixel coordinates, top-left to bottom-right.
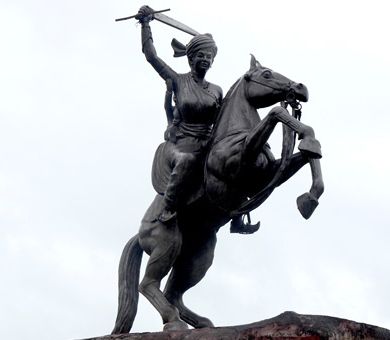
{"left": 112, "top": 6, "right": 324, "bottom": 333}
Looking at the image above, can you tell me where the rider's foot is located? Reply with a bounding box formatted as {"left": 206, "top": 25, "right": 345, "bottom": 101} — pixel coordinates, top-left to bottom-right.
{"left": 230, "top": 215, "right": 260, "bottom": 234}
{"left": 298, "top": 136, "right": 322, "bottom": 159}
{"left": 158, "top": 207, "right": 177, "bottom": 224}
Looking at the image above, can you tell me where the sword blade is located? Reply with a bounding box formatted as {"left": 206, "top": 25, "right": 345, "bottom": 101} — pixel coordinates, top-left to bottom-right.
{"left": 154, "top": 13, "right": 199, "bottom": 36}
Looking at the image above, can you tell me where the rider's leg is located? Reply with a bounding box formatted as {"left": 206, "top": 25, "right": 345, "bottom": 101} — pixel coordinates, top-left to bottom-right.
{"left": 138, "top": 202, "right": 188, "bottom": 330}
{"left": 164, "top": 230, "right": 217, "bottom": 328}
{"left": 159, "top": 151, "right": 197, "bottom": 223}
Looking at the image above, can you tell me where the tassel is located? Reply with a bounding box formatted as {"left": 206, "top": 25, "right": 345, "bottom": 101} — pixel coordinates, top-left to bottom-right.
{"left": 171, "top": 38, "right": 186, "bottom": 57}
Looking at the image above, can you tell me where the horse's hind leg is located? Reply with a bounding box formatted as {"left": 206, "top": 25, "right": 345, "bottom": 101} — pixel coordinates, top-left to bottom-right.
{"left": 164, "top": 230, "right": 217, "bottom": 328}
{"left": 139, "top": 245, "right": 188, "bottom": 330}
{"left": 138, "top": 195, "right": 188, "bottom": 331}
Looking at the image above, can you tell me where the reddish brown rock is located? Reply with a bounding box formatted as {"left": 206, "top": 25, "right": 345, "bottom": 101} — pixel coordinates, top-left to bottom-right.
{"left": 80, "top": 311, "right": 390, "bottom": 340}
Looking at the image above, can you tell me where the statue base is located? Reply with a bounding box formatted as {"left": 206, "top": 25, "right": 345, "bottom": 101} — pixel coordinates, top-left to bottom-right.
{"left": 79, "top": 311, "right": 390, "bottom": 339}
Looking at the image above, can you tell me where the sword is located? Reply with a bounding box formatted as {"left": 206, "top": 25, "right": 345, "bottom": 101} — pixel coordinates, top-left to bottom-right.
{"left": 115, "top": 8, "right": 200, "bottom": 36}
{"left": 154, "top": 13, "right": 199, "bottom": 36}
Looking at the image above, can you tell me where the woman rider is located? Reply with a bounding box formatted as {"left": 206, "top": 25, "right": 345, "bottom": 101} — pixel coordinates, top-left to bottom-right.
{"left": 137, "top": 6, "right": 222, "bottom": 223}
{"left": 137, "top": 6, "right": 258, "bottom": 233}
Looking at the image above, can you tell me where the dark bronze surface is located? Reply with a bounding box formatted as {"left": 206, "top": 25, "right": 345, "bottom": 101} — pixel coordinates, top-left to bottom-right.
{"left": 112, "top": 6, "right": 324, "bottom": 334}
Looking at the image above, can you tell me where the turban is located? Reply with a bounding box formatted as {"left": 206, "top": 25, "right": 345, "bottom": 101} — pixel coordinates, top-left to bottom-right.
{"left": 171, "top": 34, "right": 218, "bottom": 59}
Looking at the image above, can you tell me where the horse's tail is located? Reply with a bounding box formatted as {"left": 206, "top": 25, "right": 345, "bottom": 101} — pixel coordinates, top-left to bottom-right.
{"left": 112, "top": 234, "right": 143, "bottom": 334}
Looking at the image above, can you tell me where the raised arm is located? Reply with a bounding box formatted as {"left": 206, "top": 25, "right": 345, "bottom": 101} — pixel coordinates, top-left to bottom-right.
{"left": 137, "top": 6, "right": 177, "bottom": 81}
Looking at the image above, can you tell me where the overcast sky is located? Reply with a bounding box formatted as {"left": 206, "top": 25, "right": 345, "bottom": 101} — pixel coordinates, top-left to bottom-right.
{"left": 1, "top": 1, "right": 390, "bottom": 339}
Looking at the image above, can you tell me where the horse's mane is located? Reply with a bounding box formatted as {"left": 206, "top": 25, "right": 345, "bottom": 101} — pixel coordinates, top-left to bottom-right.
{"left": 222, "top": 77, "right": 242, "bottom": 105}
{"left": 210, "top": 77, "right": 242, "bottom": 143}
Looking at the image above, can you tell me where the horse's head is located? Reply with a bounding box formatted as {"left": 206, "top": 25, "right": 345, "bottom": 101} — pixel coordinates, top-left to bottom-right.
{"left": 244, "top": 55, "right": 309, "bottom": 108}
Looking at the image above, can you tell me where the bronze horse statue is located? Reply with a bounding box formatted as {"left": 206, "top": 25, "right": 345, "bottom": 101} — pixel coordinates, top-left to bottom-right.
{"left": 112, "top": 55, "right": 324, "bottom": 333}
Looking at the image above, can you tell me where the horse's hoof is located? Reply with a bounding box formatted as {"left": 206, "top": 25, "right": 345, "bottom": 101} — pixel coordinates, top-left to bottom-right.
{"left": 298, "top": 136, "right": 322, "bottom": 159}
{"left": 194, "top": 317, "right": 214, "bottom": 329}
{"left": 163, "top": 320, "right": 189, "bottom": 331}
{"left": 297, "top": 192, "right": 319, "bottom": 219}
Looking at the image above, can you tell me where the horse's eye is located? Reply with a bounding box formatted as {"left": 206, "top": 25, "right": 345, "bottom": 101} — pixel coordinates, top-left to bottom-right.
{"left": 263, "top": 71, "right": 272, "bottom": 79}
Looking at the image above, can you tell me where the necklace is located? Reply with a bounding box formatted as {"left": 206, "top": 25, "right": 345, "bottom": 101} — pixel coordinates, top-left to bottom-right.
{"left": 189, "top": 72, "right": 218, "bottom": 105}
{"left": 190, "top": 73, "right": 209, "bottom": 89}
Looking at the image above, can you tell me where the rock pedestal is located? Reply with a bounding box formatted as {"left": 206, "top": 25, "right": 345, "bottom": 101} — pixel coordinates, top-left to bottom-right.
{"left": 80, "top": 311, "right": 390, "bottom": 340}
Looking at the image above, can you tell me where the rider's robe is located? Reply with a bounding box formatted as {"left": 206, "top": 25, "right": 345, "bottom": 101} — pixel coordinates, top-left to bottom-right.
{"left": 152, "top": 72, "right": 222, "bottom": 206}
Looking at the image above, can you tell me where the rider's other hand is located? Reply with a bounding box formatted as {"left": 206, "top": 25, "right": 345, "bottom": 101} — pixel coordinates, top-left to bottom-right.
{"left": 135, "top": 5, "right": 154, "bottom": 23}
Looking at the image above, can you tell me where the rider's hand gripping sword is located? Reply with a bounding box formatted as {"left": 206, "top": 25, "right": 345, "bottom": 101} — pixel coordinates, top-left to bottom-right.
{"left": 115, "top": 8, "right": 200, "bottom": 36}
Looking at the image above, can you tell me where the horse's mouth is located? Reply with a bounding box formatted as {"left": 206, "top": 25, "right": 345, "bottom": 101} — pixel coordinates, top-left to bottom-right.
{"left": 294, "top": 83, "right": 309, "bottom": 102}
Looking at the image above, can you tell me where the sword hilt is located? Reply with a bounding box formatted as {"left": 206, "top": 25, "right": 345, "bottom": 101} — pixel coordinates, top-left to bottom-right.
{"left": 115, "top": 8, "right": 170, "bottom": 22}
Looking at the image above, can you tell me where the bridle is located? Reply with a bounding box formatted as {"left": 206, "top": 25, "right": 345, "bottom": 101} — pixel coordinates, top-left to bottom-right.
{"left": 244, "top": 70, "right": 301, "bottom": 105}
{"left": 244, "top": 72, "right": 291, "bottom": 91}
{"left": 244, "top": 72, "right": 302, "bottom": 120}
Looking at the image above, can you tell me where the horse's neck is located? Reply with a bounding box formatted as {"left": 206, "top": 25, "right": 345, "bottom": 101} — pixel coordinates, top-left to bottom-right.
{"left": 213, "top": 80, "right": 260, "bottom": 142}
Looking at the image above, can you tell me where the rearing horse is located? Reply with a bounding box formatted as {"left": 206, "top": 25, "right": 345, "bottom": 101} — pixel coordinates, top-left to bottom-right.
{"left": 206, "top": 55, "right": 323, "bottom": 218}
{"left": 112, "top": 55, "right": 324, "bottom": 334}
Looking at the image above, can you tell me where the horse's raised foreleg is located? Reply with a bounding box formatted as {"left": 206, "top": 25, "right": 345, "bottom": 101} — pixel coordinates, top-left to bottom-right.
{"left": 163, "top": 230, "right": 217, "bottom": 329}
{"left": 271, "top": 153, "right": 324, "bottom": 219}
{"left": 137, "top": 195, "right": 188, "bottom": 331}
{"left": 308, "top": 159, "right": 324, "bottom": 198}
{"left": 243, "top": 106, "right": 324, "bottom": 218}
{"left": 272, "top": 152, "right": 309, "bottom": 186}
{"left": 244, "top": 106, "right": 321, "bottom": 162}
{"left": 243, "top": 108, "right": 280, "bottom": 163}
{"left": 296, "top": 158, "right": 324, "bottom": 219}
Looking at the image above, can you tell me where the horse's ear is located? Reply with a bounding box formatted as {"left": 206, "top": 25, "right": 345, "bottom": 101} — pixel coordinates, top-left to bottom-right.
{"left": 250, "top": 54, "right": 257, "bottom": 71}
{"left": 249, "top": 54, "right": 262, "bottom": 71}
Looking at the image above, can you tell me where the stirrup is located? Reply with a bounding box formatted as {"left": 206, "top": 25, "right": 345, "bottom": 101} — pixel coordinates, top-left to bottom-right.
{"left": 230, "top": 213, "right": 260, "bottom": 234}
